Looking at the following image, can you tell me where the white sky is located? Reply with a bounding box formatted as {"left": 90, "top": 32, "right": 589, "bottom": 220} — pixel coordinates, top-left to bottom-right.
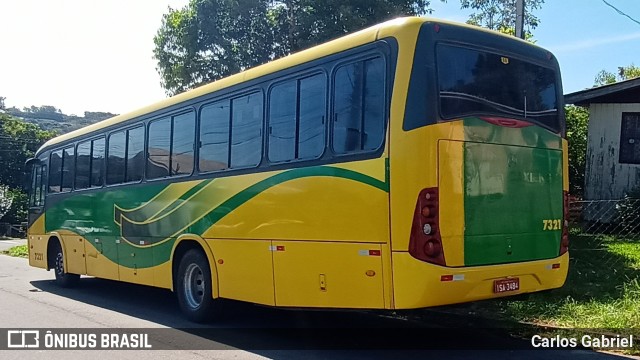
{"left": 1, "top": 1, "right": 639, "bottom": 116}
{"left": 0, "top": 0, "right": 189, "bottom": 115}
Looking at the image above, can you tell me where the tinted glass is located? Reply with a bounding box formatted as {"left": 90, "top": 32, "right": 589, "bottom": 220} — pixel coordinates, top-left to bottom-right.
{"left": 75, "top": 141, "right": 91, "bottom": 189}
{"left": 49, "top": 150, "right": 62, "bottom": 193}
{"left": 91, "top": 138, "right": 105, "bottom": 187}
{"left": 231, "top": 93, "right": 263, "bottom": 168}
{"left": 333, "top": 58, "right": 385, "bottom": 154}
{"left": 107, "top": 131, "right": 126, "bottom": 185}
{"left": 200, "top": 101, "right": 230, "bottom": 172}
{"left": 269, "top": 81, "right": 296, "bottom": 162}
{"left": 437, "top": 44, "right": 559, "bottom": 131}
{"left": 147, "top": 118, "right": 171, "bottom": 179}
{"left": 172, "top": 112, "right": 195, "bottom": 176}
{"left": 126, "top": 127, "right": 145, "bottom": 182}
{"left": 61, "top": 147, "right": 75, "bottom": 192}
{"left": 362, "top": 58, "right": 385, "bottom": 150}
{"left": 298, "top": 74, "right": 326, "bottom": 159}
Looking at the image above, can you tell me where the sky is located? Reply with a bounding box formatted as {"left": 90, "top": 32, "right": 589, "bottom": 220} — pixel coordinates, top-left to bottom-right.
{"left": 0, "top": 0, "right": 638, "bottom": 116}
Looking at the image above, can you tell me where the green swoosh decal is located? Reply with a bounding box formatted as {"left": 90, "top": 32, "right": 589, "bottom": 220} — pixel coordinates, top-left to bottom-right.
{"left": 118, "top": 166, "right": 388, "bottom": 246}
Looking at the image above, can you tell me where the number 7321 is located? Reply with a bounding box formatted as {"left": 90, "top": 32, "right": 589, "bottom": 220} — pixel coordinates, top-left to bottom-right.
{"left": 542, "top": 219, "right": 562, "bottom": 230}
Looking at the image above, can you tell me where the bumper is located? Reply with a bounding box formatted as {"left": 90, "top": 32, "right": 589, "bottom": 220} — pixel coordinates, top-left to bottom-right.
{"left": 392, "top": 251, "right": 569, "bottom": 309}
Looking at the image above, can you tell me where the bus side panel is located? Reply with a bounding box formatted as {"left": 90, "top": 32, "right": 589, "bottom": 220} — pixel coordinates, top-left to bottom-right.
{"left": 60, "top": 233, "right": 87, "bottom": 275}
{"left": 28, "top": 215, "right": 48, "bottom": 269}
{"left": 273, "top": 242, "right": 384, "bottom": 308}
{"left": 85, "top": 238, "right": 119, "bottom": 281}
{"left": 208, "top": 239, "right": 275, "bottom": 306}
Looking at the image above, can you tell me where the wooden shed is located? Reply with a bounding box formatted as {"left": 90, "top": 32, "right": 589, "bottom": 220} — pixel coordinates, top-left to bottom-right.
{"left": 565, "top": 78, "right": 640, "bottom": 201}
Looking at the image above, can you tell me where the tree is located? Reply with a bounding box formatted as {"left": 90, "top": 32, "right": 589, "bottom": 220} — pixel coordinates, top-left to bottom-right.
{"left": 565, "top": 105, "right": 588, "bottom": 195}
{"left": 154, "top": 0, "right": 431, "bottom": 96}
{"left": 594, "top": 64, "right": 640, "bottom": 86}
{"left": 0, "top": 186, "right": 13, "bottom": 221}
{"left": 454, "top": 0, "right": 544, "bottom": 37}
{"left": 0, "top": 113, "right": 56, "bottom": 223}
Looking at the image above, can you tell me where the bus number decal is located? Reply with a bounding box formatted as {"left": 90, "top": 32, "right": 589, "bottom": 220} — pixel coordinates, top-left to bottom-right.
{"left": 34, "top": 252, "right": 44, "bottom": 261}
{"left": 542, "top": 219, "right": 562, "bottom": 231}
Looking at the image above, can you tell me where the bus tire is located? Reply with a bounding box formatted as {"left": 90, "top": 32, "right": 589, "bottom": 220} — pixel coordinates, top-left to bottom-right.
{"left": 51, "top": 241, "right": 80, "bottom": 288}
{"left": 176, "top": 249, "right": 215, "bottom": 323}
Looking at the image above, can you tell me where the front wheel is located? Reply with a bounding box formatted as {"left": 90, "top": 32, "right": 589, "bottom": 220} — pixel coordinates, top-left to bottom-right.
{"left": 176, "top": 249, "right": 215, "bottom": 323}
{"left": 51, "top": 241, "right": 80, "bottom": 288}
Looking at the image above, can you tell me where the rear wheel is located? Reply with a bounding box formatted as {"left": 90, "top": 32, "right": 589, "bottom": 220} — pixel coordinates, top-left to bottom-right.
{"left": 51, "top": 241, "right": 80, "bottom": 288}
{"left": 176, "top": 249, "right": 215, "bottom": 323}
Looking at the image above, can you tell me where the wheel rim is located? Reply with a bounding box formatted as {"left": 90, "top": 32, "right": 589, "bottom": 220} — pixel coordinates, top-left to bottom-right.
{"left": 55, "top": 252, "right": 64, "bottom": 276}
{"left": 183, "top": 263, "right": 205, "bottom": 309}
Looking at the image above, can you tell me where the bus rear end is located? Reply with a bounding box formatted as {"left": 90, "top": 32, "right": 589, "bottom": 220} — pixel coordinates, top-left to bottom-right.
{"left": 391, "top": 20, "right": 569, "bottom": 309}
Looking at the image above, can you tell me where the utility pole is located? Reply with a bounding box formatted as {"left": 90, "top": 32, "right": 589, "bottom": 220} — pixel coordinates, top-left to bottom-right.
{"left": 515, "top": 0, "right": 525, "bottom": 39}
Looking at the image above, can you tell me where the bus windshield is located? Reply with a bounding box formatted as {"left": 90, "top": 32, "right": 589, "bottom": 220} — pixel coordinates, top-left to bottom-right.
{"left": 437, "top": 43, "right": 559, "bottom": 132}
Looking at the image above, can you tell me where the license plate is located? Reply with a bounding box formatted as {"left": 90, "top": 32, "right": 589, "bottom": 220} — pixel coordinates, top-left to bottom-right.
{"left": 493, "top": 278, "right": 520, "bottom": 293}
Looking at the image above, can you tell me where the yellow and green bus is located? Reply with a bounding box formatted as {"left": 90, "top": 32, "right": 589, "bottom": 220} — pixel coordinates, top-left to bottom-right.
{"left": 25, "top": 17, "right": 569, "bottom": 322}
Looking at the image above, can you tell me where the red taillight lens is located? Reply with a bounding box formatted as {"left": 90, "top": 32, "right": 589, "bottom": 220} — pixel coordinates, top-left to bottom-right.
{"left": 408, "top": 187, "right": 446, "bottom": 266}
{"left": 560, "top": 191, "right": 570, "bottom": 255}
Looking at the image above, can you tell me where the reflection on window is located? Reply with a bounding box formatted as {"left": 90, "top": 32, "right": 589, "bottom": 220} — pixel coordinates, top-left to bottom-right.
{"left": 269, "top": 81, "right": 297, "bottom": 162}
{"left": 437, "top": 44, "right": 558, "bottom": 131}
{"left": 269, "top": 74, "right": 326, "bottom": 163}
{"left": 49, "top": 150, "right": 62, "bottom": 193}
{"left": 75, "top": 141, "right": 91, "bottom": 189}
{"left": 107, "top": 131, "right": 126, "bottom": 184}
{"left": 61, "top": 147, "right": 75, "bottom": 192}
{"left": 147, "top": 112, "right": 195, "bottom": 179}
{"left": 91, "top": 138, "right": 105, "bottom": 187}
{"left": 147, "top": 118, "right": 171, "bottom": 179}
{"left": 172, "top": 113, "right": 195, "bottom": 176}
{"left": 333, "top": 57, "right": 385, "bottom": 154}
{"left": 126, "top": 127, "right": 145, "bottom": 182}
{"left": 200, "top": 101, "right": 230, "bottom": 172}
{"left": 231, "top": 93, "right": 263, "bottom": 168}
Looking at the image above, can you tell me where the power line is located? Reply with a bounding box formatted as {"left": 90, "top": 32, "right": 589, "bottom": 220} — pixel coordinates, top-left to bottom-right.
{"left": 602, "top": 0, "right": 640, "bottom": 26}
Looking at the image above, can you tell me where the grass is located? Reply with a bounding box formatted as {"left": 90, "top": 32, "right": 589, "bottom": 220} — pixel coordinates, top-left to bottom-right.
{"left": 1, "top": 244, "right": 28, "bottom": 258}
{"left": 468, "top": 230, "right": 640, "bottom": 338}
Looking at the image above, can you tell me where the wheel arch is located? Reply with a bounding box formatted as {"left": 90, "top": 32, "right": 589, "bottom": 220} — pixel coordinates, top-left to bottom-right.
{"left": 170, "top": 234, "right": 219, "bottom": 298}
{"left": 46, "top": 232, "right": 64, "bottom": 271}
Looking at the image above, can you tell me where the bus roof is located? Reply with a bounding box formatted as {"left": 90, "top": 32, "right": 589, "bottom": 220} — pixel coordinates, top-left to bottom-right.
{"left": 37, "top": 16, "right": 535, "bottom": 154}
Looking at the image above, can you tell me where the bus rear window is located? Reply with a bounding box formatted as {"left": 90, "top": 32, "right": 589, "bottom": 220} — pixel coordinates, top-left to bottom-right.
{"left": 437, "top": 44, "right": 559, "bottom": 132}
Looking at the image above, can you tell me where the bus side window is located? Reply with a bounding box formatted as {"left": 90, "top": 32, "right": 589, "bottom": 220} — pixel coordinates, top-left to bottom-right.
{"left": 171, "top": 112, "right": 195, "bottom": 176}
{"left": 231, "top": 92, "right": 263, "bottom": 168}
{"left": 107, "top": 131, "right": 126, "bottom": 184}
{"left": 49, "top": 150, "right": 62, "bottom": 194}
{"left": 61, "top": 146, "right": 75, "bottom": 192}
{"left": 75, "top": 141, "right": 91, "bottom": 189}
{"left": 199, "top": 100, "right": 231, "bottom": 172}
{"left": 91, "top": 138, "right": 105, "bottom": 187}
{"left": 332, "top": 57, "right": 385, "bottom": 154}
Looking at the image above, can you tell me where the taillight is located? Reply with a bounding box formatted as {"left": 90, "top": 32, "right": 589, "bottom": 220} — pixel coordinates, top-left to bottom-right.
{"left": 408, "top": 187, "right": 446, "bottom": 266}
{"left": 560, "top": 191, "right": 569, "bottom": 255}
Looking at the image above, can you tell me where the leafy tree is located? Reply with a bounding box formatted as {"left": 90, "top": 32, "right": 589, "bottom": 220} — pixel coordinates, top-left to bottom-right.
{"left": 154, "top": 0, "right": 431, "bottom": 96}
{"left": 565, "top": 105, "right": 588, "bottom": 195}
{"left": 452, "top": 0, "right": 544, "bottom": 37}
{"left": 594, "top": 64, "right": 640, "bottom": 86}
{"left": 0, "top": 185, "right": 13, "bottom": 221}
{"left": 0, "top": 113, "right": 56, "bottom": 223}
{"left": 0, "top": 96, "right": 5, "bottom": 111}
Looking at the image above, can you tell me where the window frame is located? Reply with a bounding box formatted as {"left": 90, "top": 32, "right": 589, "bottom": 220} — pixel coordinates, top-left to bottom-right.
{"left": 330, "top": 54, "right": 388, "bottom": 157}
{"left": 146, "top": 109, "right": 197, "bottom": 181}
{"left": 267, "top": 70, "right": 328, "bottom": 165}
{"left": 106, "top": 124, "right": 145, "bottom": 187}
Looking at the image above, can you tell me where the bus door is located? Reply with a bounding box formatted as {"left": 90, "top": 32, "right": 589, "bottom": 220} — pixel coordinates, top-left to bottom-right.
{"left": 26, "top": 159, "right": 48, "bottom": 268}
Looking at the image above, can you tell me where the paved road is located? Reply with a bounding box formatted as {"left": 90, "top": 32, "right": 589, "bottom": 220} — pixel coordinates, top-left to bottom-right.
{"left": 0, "top": 238, "right": 26, "bottom": 252}
{"left": 0, "top": 253, "right": 634, "bottom": 360}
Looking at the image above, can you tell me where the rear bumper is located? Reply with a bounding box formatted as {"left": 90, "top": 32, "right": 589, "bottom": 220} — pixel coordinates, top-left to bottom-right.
{"left": 391, "top": 251, "right": 569, "bottom": 309}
